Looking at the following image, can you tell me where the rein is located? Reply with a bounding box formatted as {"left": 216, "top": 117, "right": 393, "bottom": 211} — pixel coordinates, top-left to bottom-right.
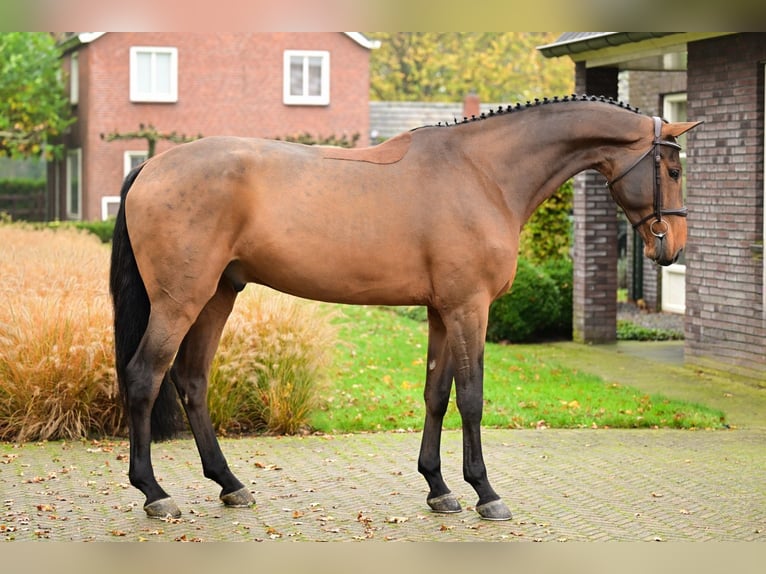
{"left": 607, "top": 116, "right": 687, "bottom": 238}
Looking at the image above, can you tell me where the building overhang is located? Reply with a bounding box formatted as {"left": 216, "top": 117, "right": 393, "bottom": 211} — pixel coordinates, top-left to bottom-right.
{"left": 538, "top": 32, "right": 731, "bottom": 71}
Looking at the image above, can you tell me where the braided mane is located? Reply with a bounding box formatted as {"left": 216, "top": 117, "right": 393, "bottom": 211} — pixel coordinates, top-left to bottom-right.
{"left": 419, "top": 94, "right": 641, "bottom": 130}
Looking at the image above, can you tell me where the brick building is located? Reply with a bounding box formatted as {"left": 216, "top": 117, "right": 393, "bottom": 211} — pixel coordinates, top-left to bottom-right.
{"left": 539, "top": 33, "right": 765, "bottom": 381}
{"left": 49, "top": 32, "right": 378, "bottom": 221}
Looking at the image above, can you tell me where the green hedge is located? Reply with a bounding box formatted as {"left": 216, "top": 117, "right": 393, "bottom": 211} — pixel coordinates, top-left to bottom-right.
{"left": 39, "top": 219, "right": 116, "bottom": 244}
{"left": 0, "top": 178, "right": 46, "bottom": 195}
{"left": 73, "top": 219, "right": 116, "bottom": 243}
{"left": 487, "top": 257, "right": 573, "bottom": 343}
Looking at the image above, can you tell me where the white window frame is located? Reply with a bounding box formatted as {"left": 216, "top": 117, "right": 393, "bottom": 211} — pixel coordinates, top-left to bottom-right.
{"left": 283, "top": 50, "right": 330, "bottom": 106}
{"left": 101, "top": 196, "right": 121, "bottom": 220}
{"left": 69, "top": 52, "right": 79, "bottom": 105}
{"left": 124, "top": 150, "right": 148, "bottom": 176}
{"left": 661, "top": 93, "right": 688, "bottom": 314}
{"left": 130, "top": 46, "right": 178, "bottom": 103}
{"left": 66, "top": 148, "right": 82, "bottom": 220}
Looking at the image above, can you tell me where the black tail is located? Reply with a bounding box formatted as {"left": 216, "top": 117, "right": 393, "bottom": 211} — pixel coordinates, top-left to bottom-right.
{"left": 110, "top": 165, "right": 183, "bottom": 441}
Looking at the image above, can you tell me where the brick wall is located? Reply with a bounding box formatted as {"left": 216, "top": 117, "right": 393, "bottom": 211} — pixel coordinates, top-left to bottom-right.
{"left": 57, "top": 33, "right": 372, "bottom": 220}
{"left": 685, "top": 33, "right": 765, "bottom": 379}
{"left": 572, "top": 64, "right": 619, "bottom": 342}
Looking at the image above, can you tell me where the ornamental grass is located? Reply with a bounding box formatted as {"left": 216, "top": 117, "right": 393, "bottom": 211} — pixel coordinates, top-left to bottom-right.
{"left": 0, "top": 223, "right": 336, "bottom": 441}
{"left": 0, "top": 224, "right": 121, "bottom": 441}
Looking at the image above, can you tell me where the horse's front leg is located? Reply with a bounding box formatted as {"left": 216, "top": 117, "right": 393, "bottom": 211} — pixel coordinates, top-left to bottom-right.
{"left": 446, "top": 302, "right": 512, "bottom": 521}
{"left": 418, "top": 308, "right": 461, "bottom": 513}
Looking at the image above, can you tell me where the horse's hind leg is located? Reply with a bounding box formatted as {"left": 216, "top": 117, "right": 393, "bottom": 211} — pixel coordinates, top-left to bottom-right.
{"left": 170, "top": 279, "right": 255, "bottom": 509}
{"left": 418, "top": 308, "right": 461, "bottom": 513}
{"left": 125, "top": 305, "right": 197, "bottom": 519}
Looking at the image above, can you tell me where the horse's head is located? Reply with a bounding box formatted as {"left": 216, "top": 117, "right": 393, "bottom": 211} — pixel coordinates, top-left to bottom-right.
{"left": 607, "top": 117, "right": 702, "bottom": 266}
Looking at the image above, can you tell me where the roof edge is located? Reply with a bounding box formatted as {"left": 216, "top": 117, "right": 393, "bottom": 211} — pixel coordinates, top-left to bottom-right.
{"left": 57, "top": 32, "right": 106, "bottom": 53}
{"left": 538, "top": 32, "right": 677, "bottom": 58}
{"left": 343, "top": 32, "right": 381, "bottom": 50}
{"left": 58, "top": 32, "right": 379, "bottom": 52}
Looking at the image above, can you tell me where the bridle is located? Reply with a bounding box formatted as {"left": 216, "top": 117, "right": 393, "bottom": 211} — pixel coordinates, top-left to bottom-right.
{"left": 606, "top": 116, "right": 688, "bottom": 238}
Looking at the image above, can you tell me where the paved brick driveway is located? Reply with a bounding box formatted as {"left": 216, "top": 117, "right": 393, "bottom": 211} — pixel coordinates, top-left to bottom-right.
{"left": 2, "top": 427, "right": 764, "bottom": 541}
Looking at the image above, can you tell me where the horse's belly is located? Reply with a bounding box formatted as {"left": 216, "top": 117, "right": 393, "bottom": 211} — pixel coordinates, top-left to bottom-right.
{"left": 235, "top": 237, "right": 431, "bottom": 306}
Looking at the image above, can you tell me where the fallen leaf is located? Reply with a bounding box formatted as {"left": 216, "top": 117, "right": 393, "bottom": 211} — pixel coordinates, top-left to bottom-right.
{"left": 385, "top": 516, "right": 408, "bottom": 524}
{"left": 110, "top": 530, "right": 127, "bottom": 537}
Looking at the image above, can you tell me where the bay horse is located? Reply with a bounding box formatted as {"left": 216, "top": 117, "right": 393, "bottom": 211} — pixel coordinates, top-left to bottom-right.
{"left": 110, "top": 95, "right": 701, "bottom": 520}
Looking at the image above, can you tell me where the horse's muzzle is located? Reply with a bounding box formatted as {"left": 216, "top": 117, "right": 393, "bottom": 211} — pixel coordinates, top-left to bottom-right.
{"left": 646, "top": 235, "right": 683, "bottom": 266}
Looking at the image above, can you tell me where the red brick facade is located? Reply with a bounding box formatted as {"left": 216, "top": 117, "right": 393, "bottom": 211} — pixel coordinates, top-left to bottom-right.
{"left": 49, "top": 33, "right": 374, "bottom": 221}
{"left": 685, "top": 34, "right": 765, "bottom": 379}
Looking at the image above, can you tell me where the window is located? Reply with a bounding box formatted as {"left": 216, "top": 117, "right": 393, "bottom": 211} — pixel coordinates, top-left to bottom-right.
{"left": 130, "top": 46, "right": 178, "bottom": 102}
{"left": 66, "top": 149, "right": 81, "bottom": 220}
{"left": 283, "top": 50, "right": 330, "bottom": 105}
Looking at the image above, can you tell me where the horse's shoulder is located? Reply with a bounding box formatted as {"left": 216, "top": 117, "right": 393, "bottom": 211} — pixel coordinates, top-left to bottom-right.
{"left": 317, "top": 132, "right": 412, "bottom": 165}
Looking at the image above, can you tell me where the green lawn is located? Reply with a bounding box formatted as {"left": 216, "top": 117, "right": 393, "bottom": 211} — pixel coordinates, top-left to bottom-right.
{"left": 310, "top": 305, "right": 725, "bottom": 433}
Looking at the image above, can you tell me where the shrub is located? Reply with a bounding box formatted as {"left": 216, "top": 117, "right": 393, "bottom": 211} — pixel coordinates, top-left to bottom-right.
{"left": 0, "top": 178, "right": 46, "bottom": 195}
{"left": 208, "top": 286, "right": 338, "bottom": 435}
{"left": 487, "top": 258, "right": 560, "bottom": 343}
{"left": 519, "top": 179, "right": 573, "bottom": 263}
{"left": 0, "top": 178, "right": 46, "bottom": 222}
{"left": 540, "top": 257, "right": 573, "bottom": 339}
{"left": 616, "top": 320, "right": 683, "bottom": 341}
{"left": 73, "top": 219, "right": 116, "bottom": 243}
{"left": 42, "top": 219, "right": 116, "bottom": 243}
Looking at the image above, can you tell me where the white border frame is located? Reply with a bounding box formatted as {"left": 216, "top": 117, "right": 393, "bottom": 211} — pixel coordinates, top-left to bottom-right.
{"left": 661, "top": 92, "right": 688, "bottom": 314}
{"left": 69, "top": 52, "right": 79, "bottom": 105}
{"left": 124, "top": 150, "right": 148, "bottom": 176}
{"left": 283, "top": 50, "right": 330, "bottom": 106}
{"left": 66, "top": 148, "right": 82, "bottom": 220}
{"left": 130, "top": 46, "right": 178, "bottom": 103}
{"left": 101, "top": 196, "right": 121, "bottom": 220}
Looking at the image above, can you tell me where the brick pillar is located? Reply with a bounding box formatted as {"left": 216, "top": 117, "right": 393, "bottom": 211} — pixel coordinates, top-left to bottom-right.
{"left": 572, "top": 64, "right": 619, "bottom": 343}
{"left": 463, "top": 92, "right": 480, "bottom": 119}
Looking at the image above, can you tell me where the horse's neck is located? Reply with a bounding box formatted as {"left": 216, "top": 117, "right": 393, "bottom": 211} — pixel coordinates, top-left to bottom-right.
{"left": 461, "top": 105, "right": 647, "bottom": 224}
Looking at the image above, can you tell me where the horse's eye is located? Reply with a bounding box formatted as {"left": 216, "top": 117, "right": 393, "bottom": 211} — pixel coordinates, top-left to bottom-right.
{"left": 669, "top": 168, "right": 680, "bottom": 180}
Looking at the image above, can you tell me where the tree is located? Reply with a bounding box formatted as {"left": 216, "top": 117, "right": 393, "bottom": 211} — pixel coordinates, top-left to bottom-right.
{"left": 0, "top": 33, "right": 73, "bottom": 160}
{"left": 367, "top": 33, "right": 574, "bottom": 103}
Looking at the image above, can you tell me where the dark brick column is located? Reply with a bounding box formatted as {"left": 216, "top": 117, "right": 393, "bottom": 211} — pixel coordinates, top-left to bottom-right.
{"left": 572, "top": 64, "right": 620, "bottom": 343}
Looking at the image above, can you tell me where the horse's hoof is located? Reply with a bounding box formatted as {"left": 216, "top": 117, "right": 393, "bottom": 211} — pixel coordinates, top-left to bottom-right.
{"left": 144, "top": 497, "right": 182, "bottom": 519}
{"left": 220, "top": 486, "right": 256, "bottom": 508}
{"left": 475, "top": 499, "right": 512, "bottom": 521}
{"left": 427, "top": 492, "right": 462, "bottom": 514}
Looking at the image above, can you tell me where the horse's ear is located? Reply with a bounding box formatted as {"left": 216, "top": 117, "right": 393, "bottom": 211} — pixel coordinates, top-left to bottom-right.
{"left": 664, "top": 121, "right": 703, "bottom": 138}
